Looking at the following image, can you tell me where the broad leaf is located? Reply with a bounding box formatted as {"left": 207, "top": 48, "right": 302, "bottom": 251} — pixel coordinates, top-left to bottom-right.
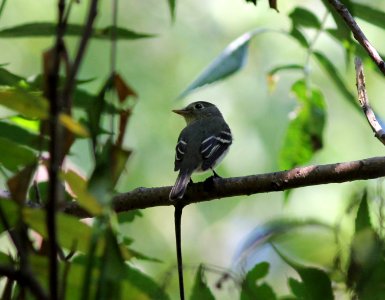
{"left": 0, "top": 23, "right": 155, "bottom": 40}
{"left": 240, "top": 262, "right": 276, "bottom": 300}
{"left": 288, "top": 277, "right": 306, "bottom": 299}
{"left": 190, "top": 265, "right": 215, "bottom": 300}
{"left": 62, "top": 170, "right": 103, "bottom": 216}
{"left": 279, "top": 80, "right": 326, "bottom": 171}
{"left": 0, "top": 136, "right": 36, "bottom": 171}
{"left": 296, "top": 267, "right": 334, "bottom": 300}
{"left": 0, "top": 120, "right": 48, "bottom": 151}
{"left": 7, "top": 163, "right": 36, "bottom": 204}
{"left": 0, "top": 87, "right": 48, "bottom": 119}
{"left": 117, "top": 210, "right": 142, "bottom": 224}
{"left": 0, "top": 67, "right": 24, "bottom": 86}
{"left": 0, "top": 199, "right": 19, "bottom": 234}
{"left": 178, "top": 30, "right": 267, "bottom": 98}
{"left": 289, "top": 7, "right": 321, "bottom": 29}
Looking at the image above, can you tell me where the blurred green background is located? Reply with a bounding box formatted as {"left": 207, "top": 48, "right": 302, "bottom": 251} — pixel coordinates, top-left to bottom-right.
{"left": 1, "top": 0, "right": 385, "bottom": 298}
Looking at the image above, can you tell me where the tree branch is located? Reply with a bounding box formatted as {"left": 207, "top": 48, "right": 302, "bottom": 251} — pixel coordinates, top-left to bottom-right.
{"left": 63, "top": 156, "right": 385, "bottom": 218}
{"left": 354, "top": 57, "right": 385, "bottom": 145}
{"left": 327, "top": 0, "right": 385, "bottom": 76}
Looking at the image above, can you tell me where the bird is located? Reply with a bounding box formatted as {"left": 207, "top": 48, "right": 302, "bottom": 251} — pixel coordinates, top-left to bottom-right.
{"left": 169, "top": 101, "right": 232, "bottom": 201}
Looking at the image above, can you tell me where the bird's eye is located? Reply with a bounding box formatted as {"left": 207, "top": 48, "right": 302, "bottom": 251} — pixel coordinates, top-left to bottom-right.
{"left": 195, "top": 103, "right": 204, "bottom": 109}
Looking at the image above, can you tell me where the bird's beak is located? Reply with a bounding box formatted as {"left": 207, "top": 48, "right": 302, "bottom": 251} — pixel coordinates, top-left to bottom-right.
{"left": 172, "top": 108, "right": 190, "bottom": 116}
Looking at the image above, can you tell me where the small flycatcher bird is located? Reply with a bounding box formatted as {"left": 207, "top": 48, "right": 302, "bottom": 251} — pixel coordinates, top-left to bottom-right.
{"left": 169, "top": 101, "right": 232, "bottom": 201}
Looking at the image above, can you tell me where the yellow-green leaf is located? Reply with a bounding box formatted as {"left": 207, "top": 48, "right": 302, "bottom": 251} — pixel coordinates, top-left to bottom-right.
{"left": 59, "top": 113, "right": 89, "bottom": 137}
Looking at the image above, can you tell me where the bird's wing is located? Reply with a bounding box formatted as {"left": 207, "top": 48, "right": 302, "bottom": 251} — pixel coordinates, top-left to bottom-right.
{"left": 174, "top": 138, "right": 187, "bottom": 171}
{"left": 200, "top": 129, "right": 232, "bottom": 171}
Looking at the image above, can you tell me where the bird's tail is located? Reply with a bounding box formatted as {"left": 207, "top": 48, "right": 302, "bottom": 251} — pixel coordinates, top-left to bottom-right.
{"left": 169, "top": 170, "right": 192, "bottom": 201}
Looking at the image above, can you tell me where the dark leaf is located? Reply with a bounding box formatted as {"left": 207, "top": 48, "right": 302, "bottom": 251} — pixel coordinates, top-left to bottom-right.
{"left": 7, "top": 163, "right": 36, "bottom": 205}
{"left": 296, "top": 267, "right": 334, "bottom": 300}
{"left": 0, "top": 120, "right": 49, "bottom": 151}
{"left": 290, "top": 27, "right": 309, "bottom": 48}
{"left": 279, "top": 80, "right": 326, "bottom": 171}
{"left": 113, "top": 73, "right": 137, "bottom": 103}
{"left": 245, "top": 0, "right": 256, "bottom": 5}
{"left": 0, "top": 67, "right": 24, "bottom": 86}
{"left": 0, "top": 137, "right": 36, "bottom": 172}
{"left": 117, "top": 210, "right": 142, "bottom": 224}
{"left": 289, "top": 7, "right": 321, "bottom": 29}
{"left": 0, "top": 23, "right": 155, "bottom": 40}
{"left": 355, "top": 190, "right": 372, "bottom": 233}
{"left": 240, "top": 262, "right": 276, "bottom": 300}
{"left": 288, "top": 277, "right": 306, "bottom": 299}
{"left": 269, "top": 0, "right": 278, "bottom": 12}
{"left": 0, "top": 199, "right": 19, "bottom": 234}
{"left": 190, "top": 265, "right": 215, "bottom": 300}
{"left": 167, "top": 0, "right": 176, "bottom": 20}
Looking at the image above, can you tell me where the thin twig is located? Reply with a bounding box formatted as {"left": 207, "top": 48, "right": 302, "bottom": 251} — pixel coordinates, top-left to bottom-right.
{"left": 354, "top": 57, "right": 385, "bottom": 145}
{"left": 0, "top": 265, "right": 49, "bottom": 300}
{"left": 61, "top": 155, "right": 385, "bottom": 218}
{"left": 327, "top": 0, "right": 385, "bottom": 76}
{"left": 61, "top": 0, "right": 99, "bottom": 105}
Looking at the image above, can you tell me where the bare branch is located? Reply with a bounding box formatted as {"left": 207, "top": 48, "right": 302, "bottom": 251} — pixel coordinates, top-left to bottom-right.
{"left": 63, "top": 156, "right": 385, "bottom": 218}
{"left": 327, "top": 0, "right": 385, "bottom": 76}
{"left": 355, "top": 57, "right": 385, "bottom": 145}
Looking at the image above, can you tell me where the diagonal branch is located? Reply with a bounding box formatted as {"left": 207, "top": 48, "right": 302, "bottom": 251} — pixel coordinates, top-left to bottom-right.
{"left": 63, "top": 156, "right": 385, "bottom": 218}
{"left": 327, "top": 0, "right": 385, "bottom": 76}
{"left": 354, "top": 57, "right": 385, "bottom": 145}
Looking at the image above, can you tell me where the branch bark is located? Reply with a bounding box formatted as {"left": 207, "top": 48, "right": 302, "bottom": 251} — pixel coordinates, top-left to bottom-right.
{"left": 355, "top": 57, "right": 385, "bottom": 145}
{"left": 327, "top": 0, "right": 385, "bottom": 76}
{"left": 63, "top": 156, "right": 385, "bottom": 218}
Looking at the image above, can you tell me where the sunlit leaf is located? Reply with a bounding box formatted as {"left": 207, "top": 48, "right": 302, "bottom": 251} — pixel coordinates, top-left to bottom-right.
{"left": 0, "top": 136, "right": 36, "bottom": 171}
{"left": 0, "top": 87, "right": 48, "bottom": 119}
{"left": 279, "top": 80, "right": 326, "bottom": 171}
{"left": 59, "top": 113, "right": 89, "bottom": 137}
{"left": 62, "top": 170, "right": 103, "bottom": 216}
{"left": 178, "top": 30, "right": 267, "bottom": 98}
{"left": 190, "top": 265, "right": 215, "bottom": 300}
{"left": 23, "top": 207, "right": 95, "bottom": 253}
{"left": 240, "top": 262, "right": 276, "bottom": 300}
{"left": 289, "top": 7, "right": 321, "bottom": 29}
{"left": 0, "top": 23, "right": 155, "bottom": 40}
{"left": 0, "top": 120, "right": 48, "bottom": 151}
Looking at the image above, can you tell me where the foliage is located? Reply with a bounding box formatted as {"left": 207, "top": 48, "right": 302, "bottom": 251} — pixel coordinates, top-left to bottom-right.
{"left": 0, "top": 0, "right": 385, "bottom": 299}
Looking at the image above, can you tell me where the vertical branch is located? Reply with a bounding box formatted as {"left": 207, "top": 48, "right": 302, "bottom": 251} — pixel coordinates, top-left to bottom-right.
{"left": 46, "top": 0, "right": 67, "bottom": 299}
{"left": 110, "top": 0, "right": 118, "bottom": 75}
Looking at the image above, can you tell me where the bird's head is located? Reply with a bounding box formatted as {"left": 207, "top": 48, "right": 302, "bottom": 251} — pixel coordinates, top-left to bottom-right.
{"left": 172, "top": 101, "right": 222, "bottom": 124}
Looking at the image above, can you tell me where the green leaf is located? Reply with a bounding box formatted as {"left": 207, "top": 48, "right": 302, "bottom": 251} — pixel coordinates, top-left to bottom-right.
{"left": 290, "top": 27, "right": 309, "bottom": 48}
{"left": 123, "top": 264, "right": 170, "bottom": 300}
{"left": 0, "top": 136, "right": 36, "bottom": 172}
{"left": 190, "top": 265, "right": 215, "bottom": 300}
{"left": 313, "top": 51, "right": 357, "bottom": 109}
{"left": 178, "top": 30, "right": 266, "bottom": 98}
{"left": 268, "top": 64, "right": 303, "bottom": 76}
{"left": 62, "top": 170, "right": 103, "bottom": 216}
{"left": 296, "top": 267, "right": 334, "bottom": 300}
{"left": 23, "top": 207, "right": 95, "bottom": 253}
{"left": 288, "top": 277, "right": 306, "bottom": 299}
{"left": 289, "top": 7, "right": 321, "bottom": 29}
{"left": 0, "top": 120, "right": 48, "bottom": 151}
{"left": 0, "top": 67, "right": 24, "bottom": 86}
{"left": 0, "top": 87, "right": 48, "bottom": 119}
{"left": 0, "top": 23, "right": 155, "bottom": 40}
{"left": 352, "top": 3, "right": 385, "bottom": 31}
{"left": 117, "top": 210, "right": 142, "bottom": 224}
{"left": 355, "top": 190, "right": 372, "bottom": 233}
{"left": 0, "top": 199, "right": 19, "bottom": 234}
{"left": 240, "top": 262, "right": 276, "bottom": 300}
{"left": 167, "top": 0, "right": 176, "bottom": 20}
{"left": 279, "top": 80, "right": 326, "bottom": 171}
